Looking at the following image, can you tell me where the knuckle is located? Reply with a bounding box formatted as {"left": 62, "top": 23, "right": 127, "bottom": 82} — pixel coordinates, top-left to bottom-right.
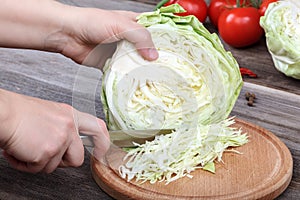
{"left": 72, "top": 157, "right": 84, "bottom": 167}
{"left": 58, "top": 103, "right": 77, "bottom": 132}
{"left": 53, "top": 130, "right": 69, "bottom": 148}
{"left": 56, "top": 117, "right": 76, "bottom": 138}
{"left": 43, "top": 143, "right": 59, "bottom": 158}
{"left": 98, "top": 119, "right": 107, "bottom": 130}
{"left": 59, "top": 103, "right": 73, "bottom": 111}
{"left": 137, "top": 29, "right": 152, "bottom": 42}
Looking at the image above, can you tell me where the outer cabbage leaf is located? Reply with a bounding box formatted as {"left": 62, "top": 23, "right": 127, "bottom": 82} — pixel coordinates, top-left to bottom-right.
{"left": 260, "top": 0, "right": 300, "bottom": 79}
{"left": 101, "top": 4, "right": 242, "bottom": 131}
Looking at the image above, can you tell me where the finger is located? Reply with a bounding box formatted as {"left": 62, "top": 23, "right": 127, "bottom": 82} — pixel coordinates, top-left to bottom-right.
{"left": 137, "top": 47, "right": 159, "bottom": 61}
{"left": 124, "top": 12, "right": 159, "bottom": 60}
{"left": 100, "top": 11, "right": 158, "bottom": 61}
{"left": 3, "top": 151, "right": 46, "bottom": 173}
{"left": 42, "top": 144, "right": 69, "bottom": 173}
{"left": 58, "top": 135, "right": 85, "bottom": 168}
{"left": 75, "top": 111, "right": 110, "bottom": 160}
{"left": 42, "top": 155, "right": 63, "bottom": 173}
{"left": 121, "top": 26, "right": 159, "bottom": 61}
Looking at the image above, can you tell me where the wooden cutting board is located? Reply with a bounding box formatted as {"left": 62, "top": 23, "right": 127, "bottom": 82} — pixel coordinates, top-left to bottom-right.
{"left": 91, "top": 118, "right": 293, "bottom": 200}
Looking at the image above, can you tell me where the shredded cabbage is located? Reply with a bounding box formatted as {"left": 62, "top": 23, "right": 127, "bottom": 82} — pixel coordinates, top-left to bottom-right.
{"left": 260, "top": 0, "right": 300, "bottom": 79}
{"left": 119, "top": 118, "right": 248, "bottom": 184}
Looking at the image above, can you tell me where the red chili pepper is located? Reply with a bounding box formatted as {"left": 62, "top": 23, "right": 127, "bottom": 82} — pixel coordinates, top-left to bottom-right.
{"left": 240, "top": 67, "right": 257, "bottom": 78}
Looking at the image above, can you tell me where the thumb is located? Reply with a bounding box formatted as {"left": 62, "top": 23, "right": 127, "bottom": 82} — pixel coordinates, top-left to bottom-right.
{"left": 121, "top": 27, "right": 159, "bottom": 61}
{"left": 75, "top": 111, "right": 110, "bottom": 160}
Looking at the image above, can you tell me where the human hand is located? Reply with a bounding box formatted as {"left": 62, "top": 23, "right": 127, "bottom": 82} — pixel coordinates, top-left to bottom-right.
{"left": 0, "top": 0, "right": 157, "bottom": 67}
{"left": 50, "top": 7, "right": 159, "bottom": 66}
{"left": 0, "top": 90, "right": 109, "bottom": 173}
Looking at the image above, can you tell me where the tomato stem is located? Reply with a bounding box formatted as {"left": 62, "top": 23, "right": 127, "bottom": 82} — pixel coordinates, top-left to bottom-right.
{"left": 155, "top": 0, "right": 171, "bottom": 10}
{"left": 236, "top": 0, "right": 241, "bottom": 8}
{"left": 250, "top": 0, "right": 263, "bottom": 8}
{"left": 234, "top": 0, "right": 262, "bottom": 8}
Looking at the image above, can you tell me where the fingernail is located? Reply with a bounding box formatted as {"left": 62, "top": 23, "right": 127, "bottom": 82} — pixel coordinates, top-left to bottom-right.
{"left": 148, "top": 48, "right": 159, "bottom": 60}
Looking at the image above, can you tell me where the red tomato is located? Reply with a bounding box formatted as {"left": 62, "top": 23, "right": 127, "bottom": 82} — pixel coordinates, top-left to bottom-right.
{"left": 208, "top": 0, "right": 251, "bottom": 27}
{"left": 218, "top": 7, "right": 264, "bottom": 48}
{"left": 258, "top": 0, "right": 278, "bottom": 16}
{"left": 164, "top": 0, "right": 208, "bottom": 23}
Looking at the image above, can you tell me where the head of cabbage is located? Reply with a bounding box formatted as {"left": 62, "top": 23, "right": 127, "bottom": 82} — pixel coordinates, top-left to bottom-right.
{"left": 260, "top": 0, "right": 300, "bottom": 79}
{"left": 101, "top": 5, "right": 242, "bottom": 131}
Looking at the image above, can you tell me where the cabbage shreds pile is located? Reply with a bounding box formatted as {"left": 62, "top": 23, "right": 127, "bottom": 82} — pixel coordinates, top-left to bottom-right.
{"left": 119, "top": 118, "right": 248, "bottom": 185}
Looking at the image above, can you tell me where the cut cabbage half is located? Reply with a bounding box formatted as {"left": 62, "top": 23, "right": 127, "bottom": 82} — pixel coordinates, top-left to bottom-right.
{"left": 101, "top": 5, "right": 243, "bottom": 132}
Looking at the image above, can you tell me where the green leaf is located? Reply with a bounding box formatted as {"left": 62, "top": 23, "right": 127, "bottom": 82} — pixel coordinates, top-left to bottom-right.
{"left": 203, "top": 162, "right": 216, "bottom": 173}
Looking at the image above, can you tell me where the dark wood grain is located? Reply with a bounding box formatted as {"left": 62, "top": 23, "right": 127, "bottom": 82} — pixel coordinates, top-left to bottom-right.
{"left": 59, "top": 0, "right": 154, "bottom": 12}
{"left": 0, "top": 0, "right": 299, "bottom": 200}
{"left": 0, "top": 150, "right": 113, "bottom": 200}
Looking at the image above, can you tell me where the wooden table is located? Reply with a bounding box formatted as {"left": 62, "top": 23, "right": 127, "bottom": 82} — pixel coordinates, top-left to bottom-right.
{"left": 0, "top": 0, "right": 299, "bottom": 199}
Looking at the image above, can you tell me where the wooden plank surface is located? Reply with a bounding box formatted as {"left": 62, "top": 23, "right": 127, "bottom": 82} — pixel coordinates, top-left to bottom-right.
{"left": 59, "top": 0, "right": 154, "bottom": 11}
{"left": 0, "top": 0, "right": 299, "bottom": 200}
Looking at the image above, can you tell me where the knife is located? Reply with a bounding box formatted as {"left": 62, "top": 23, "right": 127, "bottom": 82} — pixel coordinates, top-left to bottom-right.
{"left": 80, "top": 129, "right": 173, "bottom": 148}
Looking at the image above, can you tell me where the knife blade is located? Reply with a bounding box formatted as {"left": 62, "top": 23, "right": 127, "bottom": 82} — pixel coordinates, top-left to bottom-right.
{"left": 80, "top": 129, "right": 173, "bottom": 148}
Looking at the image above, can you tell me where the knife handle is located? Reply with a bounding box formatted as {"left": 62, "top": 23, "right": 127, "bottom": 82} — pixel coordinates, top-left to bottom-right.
{"left": 80, "top": 135, "right": 94, "bottom": 147}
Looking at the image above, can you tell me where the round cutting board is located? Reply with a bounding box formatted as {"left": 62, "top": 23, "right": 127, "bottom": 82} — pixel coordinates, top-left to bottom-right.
{"left": 91, "top": 118, "right": 293, "bottom": 200}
